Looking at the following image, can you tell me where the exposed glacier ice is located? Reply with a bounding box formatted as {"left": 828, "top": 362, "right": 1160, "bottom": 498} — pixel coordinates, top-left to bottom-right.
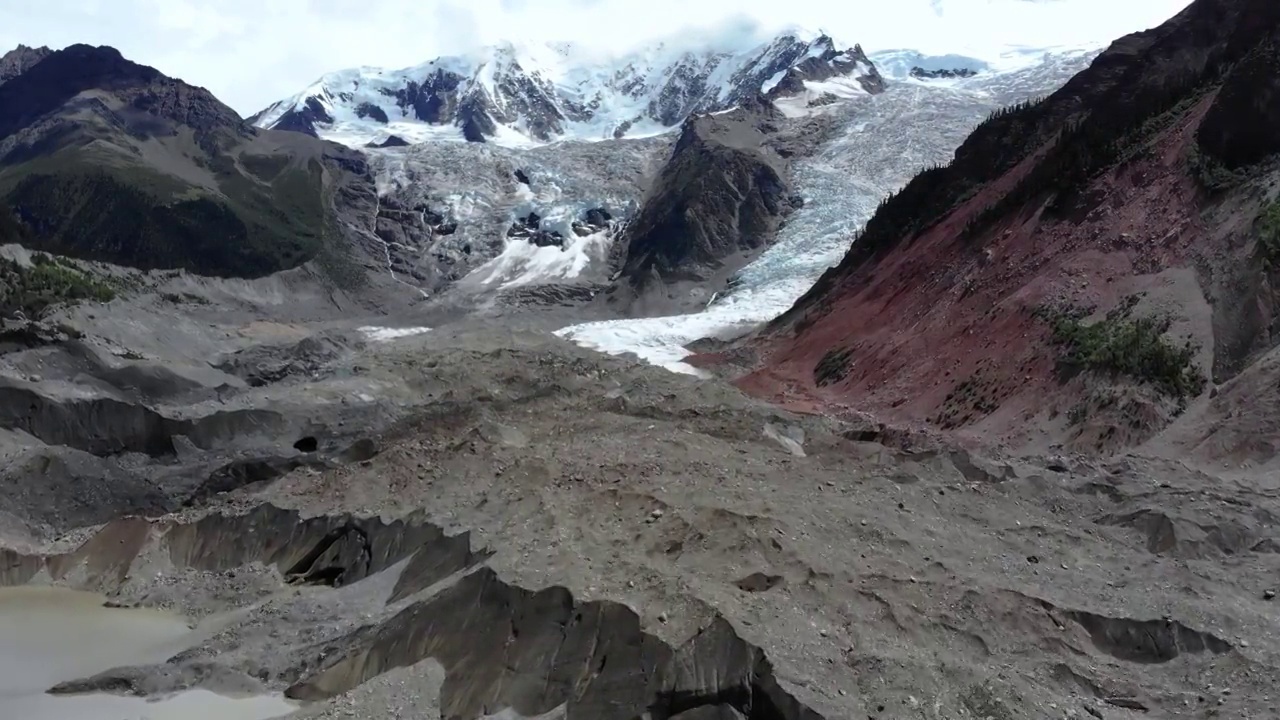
{"left": 359, "top": 326, "right": 433, "bottom": 341}
{"left": 761, "top": 70, "right": 789, "bottom": 94}
{"left": 772, "top": 76, "right": 875, "bottom": 118}
{"left": 368, "top": 135, "right": 671, "bottom": 291}
{"left": 468, "top": 229, "right": 612, "bottom": 289}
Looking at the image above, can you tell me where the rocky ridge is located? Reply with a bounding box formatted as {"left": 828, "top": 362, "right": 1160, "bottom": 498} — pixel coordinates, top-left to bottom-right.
{"left": 611, "top": 96, "right": 802, "bottom": 312}
{"left": 909, "top": 66, "right": 979, "bottom": 79}
{"left": 0, "top": 44, "right": 51, "bottom": 87}
{"left": 251, "top": 29, "right": 884, "bottom": 146}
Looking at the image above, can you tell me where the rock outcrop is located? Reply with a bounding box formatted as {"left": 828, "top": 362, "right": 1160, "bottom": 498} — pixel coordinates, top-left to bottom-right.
{"left": 366, "top": 134, "right": 410, "bottom": 148}
{"left": 0, "top": 44, "right": 51, "bottom": 87}
{"left": 507, "top": 211, "right": 564, "bottom": 248}
{"left": 615, "top": 98, "right": 797, "bottom": 310}
{"left": 909, "top": 66, "right": 978, "bottom": 80}
{"left": 766, "top": 42, "right": 885, "bottom": 98}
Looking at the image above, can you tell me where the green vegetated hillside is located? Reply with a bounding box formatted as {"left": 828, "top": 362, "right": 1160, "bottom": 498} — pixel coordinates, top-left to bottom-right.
{"left": 0, "top": 252, "right": 116, "bottom": 318}
{"left": 0, "top": 43, "right": 365, "bottom": 280}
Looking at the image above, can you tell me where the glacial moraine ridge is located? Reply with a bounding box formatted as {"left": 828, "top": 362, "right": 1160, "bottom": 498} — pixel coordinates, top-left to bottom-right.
{"left": 1, "top": 504, "right": 827, "bottom": 720}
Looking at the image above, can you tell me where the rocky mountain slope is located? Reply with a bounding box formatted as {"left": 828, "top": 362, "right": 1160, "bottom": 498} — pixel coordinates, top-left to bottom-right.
{"left": 717, "top": 0, "right": 1280, "bottom": 467}
{"left": 0, "top": 44, "right": 376, "bottom": 281}
{"left": 251, "top": 29, "right": 884, "bottom": 146}
{"left": 610, "top": 96, "right": 803, "bottom": 313}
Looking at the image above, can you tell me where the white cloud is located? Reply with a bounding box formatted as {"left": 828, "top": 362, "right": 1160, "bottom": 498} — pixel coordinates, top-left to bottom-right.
{"left": 2, "top": 0, "right": 1192, "bottom": 115}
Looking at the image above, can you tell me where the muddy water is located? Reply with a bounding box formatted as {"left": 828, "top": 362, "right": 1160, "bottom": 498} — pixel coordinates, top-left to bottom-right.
{"left": 0, "top": 586, "right": 295, "bottom": 719}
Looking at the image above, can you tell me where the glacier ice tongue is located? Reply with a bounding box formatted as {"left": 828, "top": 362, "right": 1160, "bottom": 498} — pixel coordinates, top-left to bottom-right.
{"left": 555, "top": 48, "right": 1098, "bottom": 374}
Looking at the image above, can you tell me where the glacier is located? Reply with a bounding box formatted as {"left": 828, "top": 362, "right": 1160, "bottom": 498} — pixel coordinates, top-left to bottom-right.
{"left": 261, "top": 33, "right": 1104, "bottom": 374}
{"left": 367, "top": 134, "right": 671, "bottom": 292}
{"left": 554, "top": 49, "right": 1099, "bottom": 373}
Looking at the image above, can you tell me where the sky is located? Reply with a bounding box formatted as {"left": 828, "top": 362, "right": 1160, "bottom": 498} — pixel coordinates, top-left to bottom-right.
{"left": 3, "top": 0, "right": 1192, "bottom": 116}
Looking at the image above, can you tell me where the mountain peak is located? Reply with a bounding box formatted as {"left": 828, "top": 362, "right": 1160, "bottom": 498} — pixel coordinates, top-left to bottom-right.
{"left": 2, "top": 43, "right": 51, "bottom": 56}
{"left": 0, "top": 44, "right": 242, "bottom": 140}
{"left": 252, "top": 28, "right": 885, "bottom": 147}
{"left": 0, "top": 44, "right": 53, "bottom": 88}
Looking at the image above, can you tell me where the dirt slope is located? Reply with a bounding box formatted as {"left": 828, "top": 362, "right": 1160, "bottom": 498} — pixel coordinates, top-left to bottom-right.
{"left": 711, "top": 0, "right": 1280, "bottom": 466}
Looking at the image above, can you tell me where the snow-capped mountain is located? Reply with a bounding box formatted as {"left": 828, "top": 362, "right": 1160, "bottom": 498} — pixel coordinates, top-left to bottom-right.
{"left": 251, "top": 29, "right": 884, "bottom": 147}
{"left": 867, "top": 49, "right": 992, "bottom": 80}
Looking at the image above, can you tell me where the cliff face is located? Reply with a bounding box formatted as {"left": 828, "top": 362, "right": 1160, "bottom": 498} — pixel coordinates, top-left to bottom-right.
{"left": 714, "top": 0, "right": 1280, "bottom": 460}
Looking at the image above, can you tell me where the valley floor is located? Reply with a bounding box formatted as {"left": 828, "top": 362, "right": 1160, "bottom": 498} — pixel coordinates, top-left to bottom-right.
{"left": 1, "top": 304, "right": 1277, "bottom": 720}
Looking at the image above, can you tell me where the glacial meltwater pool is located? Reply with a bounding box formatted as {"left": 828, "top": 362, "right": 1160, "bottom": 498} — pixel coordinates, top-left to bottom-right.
{"left": 0, "top": 586, "right": 296, "bottom": 720}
